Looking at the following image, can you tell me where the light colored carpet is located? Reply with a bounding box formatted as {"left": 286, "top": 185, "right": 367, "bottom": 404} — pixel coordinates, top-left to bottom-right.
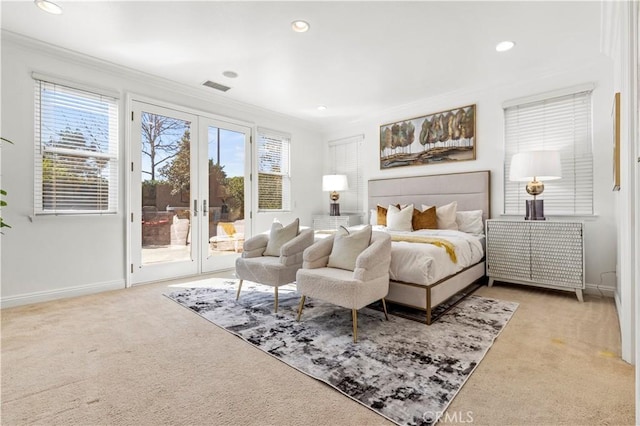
{"left": 1, "top": 273, "right": 635, "bottom": 425}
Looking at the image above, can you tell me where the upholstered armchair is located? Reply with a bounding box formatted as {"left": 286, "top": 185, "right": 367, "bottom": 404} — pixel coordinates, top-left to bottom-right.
{"left": 235, "top": 219, "right": 314, "bottom": 313}
{"left": 296, "top": 228, "right": 392, "bottom": 342}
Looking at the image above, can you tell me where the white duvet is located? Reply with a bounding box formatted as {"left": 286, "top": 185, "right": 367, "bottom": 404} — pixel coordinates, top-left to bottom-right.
{"left": 371, "top": 226, "right": 484, "bottom": 286}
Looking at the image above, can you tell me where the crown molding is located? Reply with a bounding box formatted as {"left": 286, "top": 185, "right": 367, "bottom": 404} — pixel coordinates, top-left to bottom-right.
{"left": 1, "top": 30, "right": 323, "bottom": 133}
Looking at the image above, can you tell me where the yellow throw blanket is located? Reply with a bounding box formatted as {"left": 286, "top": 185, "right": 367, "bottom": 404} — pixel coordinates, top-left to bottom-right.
{"left": 390, "top": 235, "right": 457, "bottom": 263}
{"left": 219, "top": 222, "right": 236, "bottom": 236}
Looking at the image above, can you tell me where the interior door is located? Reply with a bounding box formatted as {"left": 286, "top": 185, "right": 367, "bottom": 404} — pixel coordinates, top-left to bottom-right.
{"left": 130, "top": 101, "right": 199, "bottom": 284}
{"left": 199, "top": 119, "right": 252, "bottom": 272}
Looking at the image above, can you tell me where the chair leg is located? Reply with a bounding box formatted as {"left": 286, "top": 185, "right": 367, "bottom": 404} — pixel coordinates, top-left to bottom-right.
{"left": 274, "top": 287, "right": 279, "bottom": 313}
{"left": 381, "top": 298, "right": 389, "bottom": 321}
{"left": 236, "top": 279, "right": 243, "bottom": 301}
{"left": 296, "top": 296, "right": 306, "bottom": 322}
{"left": 352, "top": 309, "right": 358, "bottom": 343}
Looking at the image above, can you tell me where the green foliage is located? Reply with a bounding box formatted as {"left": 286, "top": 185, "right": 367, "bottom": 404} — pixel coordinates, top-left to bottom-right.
{"left": 258, "top": 173, "right": 283, "bottom": 210}
{"left": 159, "top": 130, "right": 191, "bottom": 195}
{"left": 208, "top": 160, "right": 228, "bottom": 195}
{"left": 42, "top": 157, "right": 71, "bottom": 181}
{"left": 225, "top": 176, "right": 245, "bottom": 219}
{"left": 141, "top": 179, "right": 167, "bottom": 186}
{"left": 1, "top": 138, "right": 13, "bottom": 230}
{"left": 1, "top": 189, "right": 10, "bottom": 229}
{"left": 43, "top": 128, "right": 109, "bottom": 184}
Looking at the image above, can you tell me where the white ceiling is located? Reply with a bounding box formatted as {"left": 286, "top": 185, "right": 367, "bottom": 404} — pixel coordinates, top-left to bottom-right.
{"left": 1, "top": 1, "right": 604, "bottom": 130}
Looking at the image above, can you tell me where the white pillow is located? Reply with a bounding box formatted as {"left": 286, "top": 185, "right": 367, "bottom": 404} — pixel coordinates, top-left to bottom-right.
{"left": 327, "top": 225, "right": 372, "bottom": 271}
{"left": 263, "top": 218, "right": 299, "bottom": 256}
{"left": 386, "top": 204, "right": 413, "bottom": 232}
{"left": 422, "top": 202, "right": 458, "bottom": 230}
{"left": 456, "top": 210, "right": 484, "bottom": 234}
{"left": 369, "top": 209, "right": 377, "bottom": 225}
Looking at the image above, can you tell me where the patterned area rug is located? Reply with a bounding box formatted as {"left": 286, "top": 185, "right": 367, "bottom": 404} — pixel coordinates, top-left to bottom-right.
{"left": 165, "top": 279, "right": 518, "bottom": 426}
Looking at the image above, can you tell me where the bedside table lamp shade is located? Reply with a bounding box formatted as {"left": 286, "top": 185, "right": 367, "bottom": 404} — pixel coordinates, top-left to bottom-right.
{"left": 509, "top": 151, "right": 561, "bottom": 220}
{"left": 322, "top": 174, "right": 349, "bottom": 216}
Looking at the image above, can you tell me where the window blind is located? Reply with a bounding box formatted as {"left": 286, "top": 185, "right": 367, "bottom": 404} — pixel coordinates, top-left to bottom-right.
{"left": 328, "top": 135, "right": 364, "bottom": 213}
{"left": 503, "top": 90, "right": 593, "bottom": 215}
{"left": 34, "top": 79, "right": 119, "bottom": 214}
{"left": 257, "top": 129, "right": 291, "bottom": 211}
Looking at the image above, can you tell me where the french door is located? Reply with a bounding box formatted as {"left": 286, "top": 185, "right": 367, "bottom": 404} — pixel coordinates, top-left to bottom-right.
{"left": 129, "top": 100, "right": 251, "bottom": 284}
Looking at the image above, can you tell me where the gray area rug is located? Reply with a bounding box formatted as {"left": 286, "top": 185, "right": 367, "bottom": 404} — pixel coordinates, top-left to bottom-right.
{"left": 165, "top": 279, "right": 518, "bottom": 426}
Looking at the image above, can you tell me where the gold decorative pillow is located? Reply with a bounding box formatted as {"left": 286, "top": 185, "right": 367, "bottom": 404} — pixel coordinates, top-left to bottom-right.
{"left": 376, "top": 204, "right": 401, "bottom": 226}
{"left": 376, "top": 205, "right": 388, "bottom": 226}
{"left": 412, "top": 206, "right": 437, "bottom": 230}
{"left": 422, "top": 202, "right": 458, "bottom": 230}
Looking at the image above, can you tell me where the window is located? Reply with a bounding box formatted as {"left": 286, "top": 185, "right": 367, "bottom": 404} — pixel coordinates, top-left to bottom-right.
{"left": 257, "top": 128, "right": 290, "bottom": 211}
{"left": 34, "top": 78, "right": 119, "bottom": 214}
{"left": 503, "top": 87, "right": 593, "bottom": 216}
{"left": 328, "top": 134, "right": 364, "bottom": 213}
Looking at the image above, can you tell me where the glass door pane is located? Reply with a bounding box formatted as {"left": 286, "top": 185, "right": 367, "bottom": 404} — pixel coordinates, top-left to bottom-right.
{"left": 141, "top": 111, "right": 192, "bottom": 265}
{"left": 201, "top": 121, "right": 251, "bottom": 272}
{"left": 131, "top": 102, "right": 199, "bottom": 284}
{"left": 130, "top": 103, "right": 251, "bottom": 283}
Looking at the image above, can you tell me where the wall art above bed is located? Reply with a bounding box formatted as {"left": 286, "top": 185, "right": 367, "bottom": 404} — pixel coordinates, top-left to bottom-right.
{"left": 379, "top": 104, "right": 476, "bottom": 169}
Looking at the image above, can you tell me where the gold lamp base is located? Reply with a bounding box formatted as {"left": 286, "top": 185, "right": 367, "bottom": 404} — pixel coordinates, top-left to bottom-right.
{"left": 526, "top": 180, "right": 544, "bottom": 197}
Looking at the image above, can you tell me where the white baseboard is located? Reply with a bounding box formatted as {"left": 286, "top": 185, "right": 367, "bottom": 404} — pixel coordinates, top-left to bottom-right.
{"left": 614, "top": 289, "right": 623, "bottom": 333}
{"left": 585, "top": 282, "right": 616, "bottom": 298}
{"left": 1, "top": 280, "right": 125, "bottom": 309}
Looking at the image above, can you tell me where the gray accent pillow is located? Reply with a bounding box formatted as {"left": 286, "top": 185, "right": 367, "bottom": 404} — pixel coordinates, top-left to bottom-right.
{"left": 327, "top": 225, "right": 372, "bottom": 271}
{"left": 263, "top": 218, "right": 299, "bottom": 256}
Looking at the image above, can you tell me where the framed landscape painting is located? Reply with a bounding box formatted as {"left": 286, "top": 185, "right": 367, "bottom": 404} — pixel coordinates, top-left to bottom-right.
{"left": 379, "top": 104, "right": 476, "bottom": 169}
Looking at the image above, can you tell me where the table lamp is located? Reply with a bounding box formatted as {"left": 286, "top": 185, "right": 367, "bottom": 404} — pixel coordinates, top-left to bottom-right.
{"left": 322, "top": 174, "right": 349, "bottom": 216}
{"left": 509, "top": 150, "right": 562, "bottom": 220}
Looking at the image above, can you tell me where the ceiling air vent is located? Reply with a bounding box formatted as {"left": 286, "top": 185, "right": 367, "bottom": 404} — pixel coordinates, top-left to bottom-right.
{"left": 202, "top": 80, "right": 231, "bottom": 92}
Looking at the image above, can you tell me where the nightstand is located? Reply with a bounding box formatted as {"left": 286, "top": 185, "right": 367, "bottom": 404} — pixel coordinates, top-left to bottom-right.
{"left": 485, "top": 219, "right": 585, "bottom": 302}
{"left": 312, "top": 214, "right": 362, "bottom": 231}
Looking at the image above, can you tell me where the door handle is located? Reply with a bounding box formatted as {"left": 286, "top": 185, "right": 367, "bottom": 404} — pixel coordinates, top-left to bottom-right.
{"left": 193, "top": 199, "right": 198, "bottom": 215}
{"left": 203, "top": 200, "right": 208, "bottom": 216}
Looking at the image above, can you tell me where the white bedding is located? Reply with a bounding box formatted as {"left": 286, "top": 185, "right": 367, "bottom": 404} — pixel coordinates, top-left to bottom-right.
{"left": 371, "top": 225, "right": 484, "bottom": 286}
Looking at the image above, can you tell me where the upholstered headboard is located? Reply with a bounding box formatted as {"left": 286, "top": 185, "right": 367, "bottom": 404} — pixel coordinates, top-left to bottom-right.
{"left": 368, "top": 170, "right": 491, "bottom": 222}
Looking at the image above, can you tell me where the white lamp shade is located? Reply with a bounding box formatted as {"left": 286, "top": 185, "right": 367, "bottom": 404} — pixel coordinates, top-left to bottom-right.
{"left": 322, "top": 174, "right": 349, "bottom": 191}
{"left": 509, "top": 151, "right": 562, "bottom": 182}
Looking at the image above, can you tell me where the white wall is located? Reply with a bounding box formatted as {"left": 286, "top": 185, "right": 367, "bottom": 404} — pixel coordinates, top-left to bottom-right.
{"left": 602, "top": 0, "right": 638, "bottom": 367}
{"left": 324, "top": 58, "right": 616, "bottom": 293}
{"left": 0, "top": 33, "right": 324, "bottom": 307}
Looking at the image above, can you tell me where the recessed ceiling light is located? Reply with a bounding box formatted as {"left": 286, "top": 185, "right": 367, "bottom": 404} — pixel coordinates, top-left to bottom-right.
{"left": 496, "top": 41, "right": 515, "bottom": 52}
{"left": 222, "top": 71, "right": 239, "bottom": 79}
{"left": 317, "top": 105, "right": 327, "bottom": 111}
{"left": 34, "top": 0, "right": 62, "bottom": 14}
{"left": 291, "top": 20, "right": 310, "bottom": 33}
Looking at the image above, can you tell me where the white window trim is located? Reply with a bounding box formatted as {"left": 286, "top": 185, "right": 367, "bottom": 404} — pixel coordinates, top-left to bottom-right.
{"left": 256, "top": 127, "right": 291, "bottom": 212}
{"left": 502, "top": 82, "right": 596, "bottom": 109}
{"left": 34, "top": 77, "right": 119, "bottom": 215}
{"left": 32, "top": 72, "right": 121, "bottom": 100}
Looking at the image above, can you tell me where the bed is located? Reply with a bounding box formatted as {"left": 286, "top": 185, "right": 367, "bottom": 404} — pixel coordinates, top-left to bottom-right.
{"left": 368, "top": 170, "right": 490, "bottom": 324}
